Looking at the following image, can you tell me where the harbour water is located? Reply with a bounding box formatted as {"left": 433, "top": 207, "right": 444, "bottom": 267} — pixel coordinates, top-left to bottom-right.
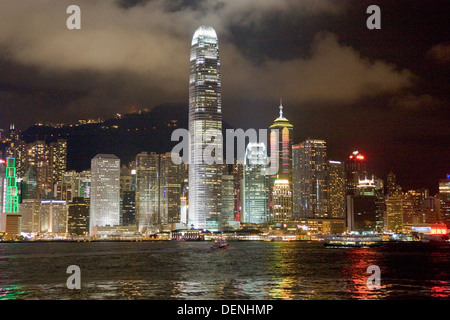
{"left": 0, "top": 241, "right": 449, "bottom": 300}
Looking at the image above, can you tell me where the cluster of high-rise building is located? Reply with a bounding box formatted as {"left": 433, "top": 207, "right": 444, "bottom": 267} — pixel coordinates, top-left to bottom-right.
{"left": 0, "top": 25, "right": 448, "bottom": 240}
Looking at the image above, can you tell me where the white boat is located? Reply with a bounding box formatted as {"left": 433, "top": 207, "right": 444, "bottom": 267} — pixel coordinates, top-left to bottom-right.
{"left": 323, "top": 234, "right": 382, "bottom": 248}
{"left": 211, "top": 239, "right": 229, "bottom": 250}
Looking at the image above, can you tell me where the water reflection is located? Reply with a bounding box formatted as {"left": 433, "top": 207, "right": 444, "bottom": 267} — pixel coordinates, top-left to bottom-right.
{"left": 341, "top": 248, "right": 387, "bottom": 300}
{"left": 0, "top": 285, "right": 26, "bottom": 300}
{"left": 0, "top": 242, "right": 448, "bottom": 299}
{"left": 431, "top": 281, "right": 450, "bottom": 298}
{"left": 430, "top": 249, "right": 450, "bottom": 298}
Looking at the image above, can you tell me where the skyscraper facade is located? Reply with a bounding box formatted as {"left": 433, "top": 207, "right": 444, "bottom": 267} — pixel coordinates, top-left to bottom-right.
{"left": 386, "top": 195, "right": 404, "bottom": 232}
{"left": 40, "top": 200, "right": 68, "bottom": 233}
{"left": 90, "top": 154, "right": 120, "bottom": 234}
{"left": 327, "top": 160, "right": 346, "bottom": 219}
{"left": 68, "top": 197, "right": 89, "bottom": 236}
{"left": 293, "top": 139, "right": 328, "bottom": 219}
{"left": 345, "top": 151, "right": 367, "bottom": 196}
{"left": 269, "top": 103, "right": 293, "bottom": 220}
{"left": 5, "top": 125, "right": 26, "bottom": 178}
{"left": 1, "top": 158, "right": 22, "bottom": 235}
{"left": 135, "top": 152, "right": 159, "bottom": 232}
{"left": 439, "top": 176, "right": 450, "bottom": 228}
{"left": 188, "top": 25, "right": 222, "bottom": 229}
{"left": 221, "top": 174, "right": 235, "bottom": 227}
{"left": 159, "top": 152, "right": 182, "bottom": 225}
{"left": 49, "top": 139, "right": 67, "bottom": 185}
{"left": 242, "top": 143, "right": 269, "bottom": 224}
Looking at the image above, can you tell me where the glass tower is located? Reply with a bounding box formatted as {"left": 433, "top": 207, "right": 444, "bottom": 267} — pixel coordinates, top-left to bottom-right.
{"left": 90, "top": 154, "right": 120, "bottom": 234}
{"left": 293, "top": 139, "right": 328, "bottom": 219}
{"left": 242, "top": 143, "right": 269, "bottom": 224}
{"left": 135, "top": 152, "right": 159, "bottom": 232}
{"left": 188, "top": 26, "right": 222, "bottom": 229}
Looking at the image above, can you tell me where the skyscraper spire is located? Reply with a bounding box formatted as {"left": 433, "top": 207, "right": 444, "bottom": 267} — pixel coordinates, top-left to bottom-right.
{"left": 279, "top": 99, "right": 283, "bottom": 118}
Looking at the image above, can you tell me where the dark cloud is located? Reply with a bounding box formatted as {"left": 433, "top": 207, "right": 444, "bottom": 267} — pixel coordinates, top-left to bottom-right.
{"left": 428, "top": 43, "right": 450, "bottom": 64}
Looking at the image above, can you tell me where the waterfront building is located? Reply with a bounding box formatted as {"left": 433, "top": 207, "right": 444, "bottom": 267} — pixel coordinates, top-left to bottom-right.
{"left": 242, "top": 143, "right": 269, "bottom": 224}
{"left": 90, "top": 154, "right": 120, "bottom": 233}
{"left": 345, "top": 151, "right": 367, "bottom": 196}
{"left": 135, "top": 152, "right": 159, "bottom": 232}
{"left": 271, "top": 179, "right": 291, "bottom": 222}
{"left": 327, "top": 160, "right": 346, "bottom": 219}
{"left": 19, "top": 199, "right": 40, "bottom": 233}
{"left": 188, "top": 25, "right": 222, "bottom": 229}
{"left": 159, "top": 152, "right": 182, "bottom": 225}
{"left": 122, "top": 191, "right": 136, "bottom": 226}
{"left": 269, "top": 102, "right": 293, "bottom": 220}
{"left": 40, "top": 200, "right": 68, "bottom": 233}
{"left": 1, "top": 158, "right": 22, "bottom": 236}
{"left": 68, "top": 197, "right": 89, "bottom": 236}
{"left": 293, "top": 139, "right": 328, "bottom": 219}
{"left": 386, "top": 195, "right": 404, "bottom": 233}
{"left": 221, "top": 174, "right": 235, "bottom": 227}
{"left": 439, "top": 176, "right": 450, "bottom": 228}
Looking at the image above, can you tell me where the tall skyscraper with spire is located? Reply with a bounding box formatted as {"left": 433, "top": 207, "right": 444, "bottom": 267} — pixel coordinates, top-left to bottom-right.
{"left": 269, "top": 101, "right": 293, "bottom": 221}
{"left": 188, "top": 26, "right": 222, "bottom": 229}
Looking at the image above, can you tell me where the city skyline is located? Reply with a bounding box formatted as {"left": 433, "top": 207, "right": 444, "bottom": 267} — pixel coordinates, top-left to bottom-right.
{"left": 1, "top": 2, "right": 450, "bottom": 304}
{"left": 0, "top": 1, "right": 448, "bottom": 195}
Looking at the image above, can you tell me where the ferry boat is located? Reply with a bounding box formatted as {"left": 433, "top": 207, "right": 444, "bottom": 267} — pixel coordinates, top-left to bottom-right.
{"left": 211, "top": 239, "right": 229, "bottom": 250}
{"left": 323, "top": 234, "right": 382, "bottom": 248}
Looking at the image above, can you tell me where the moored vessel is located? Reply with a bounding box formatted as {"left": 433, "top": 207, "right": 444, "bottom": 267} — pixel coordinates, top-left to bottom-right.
{"left": 323, "top": 234, "right": 382, "bottom": 248}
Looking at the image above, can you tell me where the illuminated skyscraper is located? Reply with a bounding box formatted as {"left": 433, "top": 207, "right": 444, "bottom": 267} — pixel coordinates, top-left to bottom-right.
{"left": 386, "top": 195, "right": 404, "bottom": 232}
{"left": 68, "top": 197, "right": 89, "bottom": 236}
{"left": 293, "top": 139, "right": 328, "bottom": 219}
{"left": 19, "top": 199, "right": 40, "bottom": 233}
{"left": 90, "top": 154, "right": 120, "bottom": 234}
{"left": 5, "top": 125, "right": 26, "bottom": 178}
{"left": 327, "top": 160, "right": 346, "bottom": 219}
{"left": 347, "top": 177, "right": 384, "bottom": 233}
{"left": 439, "top": 176, "right": 450, "bottom": 228}
{"left": 159, "top": 152, "right": 182, "bottom": 225}
{"left": 40, "top": 200, "right": 68, "bottom": 234}
{"left": 0, "top": 159, "right": 6, "bottom": 215}
{"left": 242, "top": 143, "right": 269, "bottom": 224}
{"left": 1, "top": 158, "right": 22, "bottom": 235}
{"left": 345, "top": 151, "right": 367, "bottom": 196}
{"left": 272, "top": 179, "right": 292, "bottom": 222}
{"left": 188, "top": 25, "right": 222, "bottom": 229}
{"left": 135, "top": 152, "right": 159, "bottom": 232}
{"left": 269, "top": 102, "right": 293, "bottom": 220}
{"left": 221, "top": 174, "right": 235, "bottom": 227}
{"left": 26, "top": 140, "right": 52, "bottom": 197}
{"left": 49, "top": 139, "right": 67, "bottom": 184}
{"left": 269, "top": 102, "right": 294, "bottom": 180}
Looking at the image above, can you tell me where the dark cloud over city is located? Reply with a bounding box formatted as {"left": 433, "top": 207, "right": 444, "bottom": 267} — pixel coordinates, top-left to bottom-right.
{"left": 0, "top": 0, "right": 449, "bottom": 192}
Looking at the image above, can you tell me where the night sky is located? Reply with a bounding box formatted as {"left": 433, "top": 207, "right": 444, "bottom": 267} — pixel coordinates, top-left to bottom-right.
{"left": 0, "top": 0, "right": 449, "bottom": 193}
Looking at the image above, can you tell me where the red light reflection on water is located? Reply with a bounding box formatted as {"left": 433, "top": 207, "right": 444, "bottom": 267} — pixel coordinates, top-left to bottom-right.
{"left": 431, "top": 282, "right": 450, "bottom": 298}
{"left": 342, "top": 248, "right": 386, "bottom": 300}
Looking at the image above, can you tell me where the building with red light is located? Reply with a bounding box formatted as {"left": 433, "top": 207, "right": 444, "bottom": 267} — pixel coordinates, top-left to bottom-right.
{"left": 345, "top": 151, "right": 367, "bottom": 196}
